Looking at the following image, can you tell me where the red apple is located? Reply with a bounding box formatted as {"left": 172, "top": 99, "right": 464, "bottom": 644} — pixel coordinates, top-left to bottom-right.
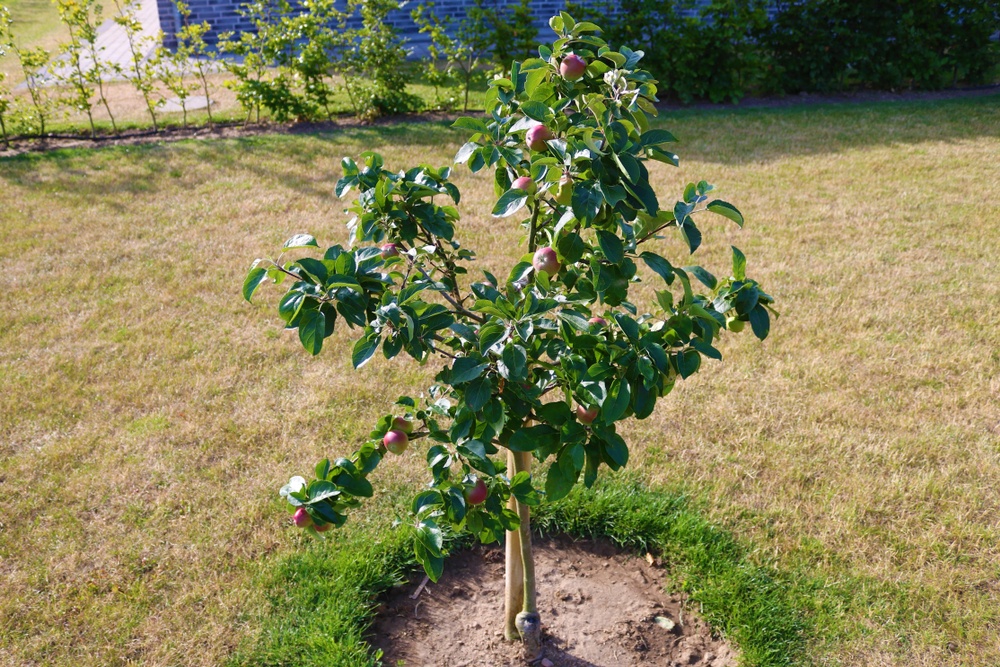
{"left": 576, "top": 405, "right": 599, "bottom": 424}
{"left": 380, "top": 243, "right": 399, "bottom": 259}
{"left": 555, "top": 174, "right": 573, "bottom": 205}
{"left": 560, "top": 54, "right": 587, "bottom": 81}
{"left": 292, "top": 507, "right": 313, "bottom": 528}
{"left": 392, "top": 416, "right": 413, "bottom": 434}
{"left": 314, "top": 521, "right": 332, "bottom": 532}
{"left": 383, "top": 429, "right": 409, "bottom": 455}
{"left": 532, "top": 247, "right": 561, "bottom": 275}
{"left": 588, "top": 316, "right": 608, "bottom": 327}
{"left": 512, "top": 176, "right": 537, "bottom": 195}
{"left": 466, "top": 478, "right": 488, "bottom": 505}
{"left": 526, "top": 124, "right": 554, "bottom": 152}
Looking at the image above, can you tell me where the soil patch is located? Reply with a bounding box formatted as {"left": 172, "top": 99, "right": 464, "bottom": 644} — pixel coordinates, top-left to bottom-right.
{"left": 371, "top": 535, "right": 737, "bottom": 667}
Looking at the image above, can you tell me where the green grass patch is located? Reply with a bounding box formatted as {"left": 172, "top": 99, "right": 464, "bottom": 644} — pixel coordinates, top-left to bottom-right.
{"left": 235, "top": 479, "right": 807, "bottom": 667}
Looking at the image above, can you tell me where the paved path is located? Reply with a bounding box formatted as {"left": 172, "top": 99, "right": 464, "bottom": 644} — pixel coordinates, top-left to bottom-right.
{"left": 46, "top": 0, "right": 161, "bottom": 82}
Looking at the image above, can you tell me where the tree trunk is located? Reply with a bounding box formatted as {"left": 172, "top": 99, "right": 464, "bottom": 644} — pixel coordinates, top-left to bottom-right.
{"left": 504, "top": 449, "right": 542, "bottom": 660}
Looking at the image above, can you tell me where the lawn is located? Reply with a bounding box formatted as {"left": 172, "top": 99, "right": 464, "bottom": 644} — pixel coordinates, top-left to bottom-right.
{"left": 1, "top": 95, "right": 998, "bottom": 667}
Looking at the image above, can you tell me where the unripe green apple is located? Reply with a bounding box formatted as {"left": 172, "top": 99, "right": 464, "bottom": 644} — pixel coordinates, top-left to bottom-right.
{"left": 512, "top": 176, "right": 537, "bottom": 195}
{"left": 555, "top": 174, "right": 573, "bottom": 205}
{"left": 380, "top": 243, "right": 399, "bottom": 259}
{"left": 526, "top": 125, "right": 554, "bottom": 152}
{"left": 727, "top": 317, "right": 745, "bottom": 332}
{"left": 560, "top": 53, "right": 587, "bottom": 81}
{"left": 576, "top": 405, "right": 599, "bottom": 424}
{"left": 383, "top": 429, "right": 409, "bottom": 455}
{"left": 392, "top": 416, "right": 413, "bottom": 434}
{"left": 466, "top": 478, "right": 488, "bottom": 505}
{"left": 532, "top": 247, "right": 561, "bottom": 275}
{"left": 293, "top": 507, "right": 313, "bottom": 528}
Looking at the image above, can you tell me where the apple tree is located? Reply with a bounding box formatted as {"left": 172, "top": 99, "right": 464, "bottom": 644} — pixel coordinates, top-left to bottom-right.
{"left": 243, "top": 13, "right": 776, "bottom": 661}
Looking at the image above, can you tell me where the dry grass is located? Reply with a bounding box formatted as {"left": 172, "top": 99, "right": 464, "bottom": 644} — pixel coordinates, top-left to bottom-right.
{"left": 0, "top": 96, "right": 998, "bottom": 666}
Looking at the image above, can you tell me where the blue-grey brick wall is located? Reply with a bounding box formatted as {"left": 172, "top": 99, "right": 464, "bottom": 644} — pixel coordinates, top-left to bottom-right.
{"left": 157, "top": 0, "right": 626, "bottom": 54}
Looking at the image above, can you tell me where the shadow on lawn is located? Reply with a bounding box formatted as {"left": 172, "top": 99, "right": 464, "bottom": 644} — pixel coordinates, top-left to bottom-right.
{"left": 1, "top": 94, "right": 997, "bottom": 201}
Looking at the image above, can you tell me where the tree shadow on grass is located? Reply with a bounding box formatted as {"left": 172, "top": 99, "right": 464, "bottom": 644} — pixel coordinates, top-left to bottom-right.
{"left": 1, "top": 93, "right": 997, "bottom": 203}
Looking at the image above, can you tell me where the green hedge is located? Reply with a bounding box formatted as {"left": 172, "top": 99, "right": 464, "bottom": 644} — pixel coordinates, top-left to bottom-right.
{"left": 567, "top": 0, "right": 1000, "bottom": 103}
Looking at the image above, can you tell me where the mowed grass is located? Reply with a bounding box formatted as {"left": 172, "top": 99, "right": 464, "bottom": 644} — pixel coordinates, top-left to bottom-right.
{"left": 0, "top": 95, "right": 998, "bottom": 666}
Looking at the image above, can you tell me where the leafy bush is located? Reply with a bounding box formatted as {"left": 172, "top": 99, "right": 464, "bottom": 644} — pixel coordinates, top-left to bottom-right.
{"left": 412, "top": 0, "right": 492, "bottom": 111}
{"left": 762, "top": 0, "right": 1000, "bottom": 93}
{"left": 341, "top": 0, "right": 421, "bottom": 120}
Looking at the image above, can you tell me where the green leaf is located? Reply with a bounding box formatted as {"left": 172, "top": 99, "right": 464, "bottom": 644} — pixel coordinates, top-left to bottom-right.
{"left": 683, "top": 265, "right": 717, "bottom": 290}
{"left": 492, "top": 189, "right": 529, "bottom": 218}
{"left": 479, "top": 323, "right": 507, "bottom": 352}
{"left": 297, "top": 309, "right": 325, "bottom": 356}
{"left": 613, "top": 312, "right": 640, "bottom": 344}
{"left": 510, "top": 471, "right": 542, "bottom": 506}
{"left": 596, "top": 230, "right": 624, "bottom": 264}
{"left": 604, "top": 378, "right": 631, "bottom": 422}
{"left": 707, "top": 200, "right": 744, "bottom": 227}
{"left": 243, "top": 265, "right": 267, "bottom": 302}
{"left": 640, "top": 252, "right": 674, "bottom": 284}
{"left": 452, "top": 117, "right": 489, "bottom": 133}
{"left": 449, "top": 356, "right": 489, "bottom": 384}
{"left": 572, "top": 184, "right": 603, "bottom": 224}
{"left": 544, "top": 456, "right": 576, "bottom": 501}
{"left": 639, "top": 129, "right": 677, "bottom": 146}
{"left": 731, "top": 246, "right": 747, "bottom": 281}
{"left": 677, "top": 349, "right": 701, "bottom": 379}
{"left": 352, "top": 331, "right": 380, "bottom": 369}
{"left": 508, "top": 424, "right": 559, "bottom": 452}
{"left": 500, "top": 344, "right": 528, "bottom": 382}
{"left": 416, "top": 518, "right": 444, "bottom": 557}
{"left": 283, "top": 234, "right": 319, "bottom": 249}
{"left": 748, "top": 304, "right": 770, "bottom": 341}
{"left": 520, "top": 100, "right": 550, "bottom": 122}
{"left": 465, "top": 376, "right": 492, "bottom": 411}
{"left": 415, "top": 540, "right": 445, "bottom": 582}
{"left": 455, "top": 141, "right": 478, "bottom": 164}
{"left": 600, "top": 431, "right": 629, "bottom": 469}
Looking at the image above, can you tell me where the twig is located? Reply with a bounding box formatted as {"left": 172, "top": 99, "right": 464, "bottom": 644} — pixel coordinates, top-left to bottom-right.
{"left": 410, "top": 574, "right": 431, "bottom": 600}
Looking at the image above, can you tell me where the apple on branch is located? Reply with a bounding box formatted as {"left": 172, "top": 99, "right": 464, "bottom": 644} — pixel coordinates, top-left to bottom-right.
{"left": 560, "top": 54, "right": 587, "bottom": 81}
{"left": 512, "top": 176, "right": 537, "bottom": 196}
{"left": 526, "top": 125, "right": 554, "bottom": 152}
{"left": 383, "top": 429, "right": 409, "bottom": 455}
{"left": 532, "top": 247, "right": 561, "bottom": 276}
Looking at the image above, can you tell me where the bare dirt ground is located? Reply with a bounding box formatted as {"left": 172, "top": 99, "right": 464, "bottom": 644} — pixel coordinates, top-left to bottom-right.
{"left": 371, "top": 536, "right": 737, "bottom": 667}
{"left": 1, "top": 84, "right": 996, "bottom": 159}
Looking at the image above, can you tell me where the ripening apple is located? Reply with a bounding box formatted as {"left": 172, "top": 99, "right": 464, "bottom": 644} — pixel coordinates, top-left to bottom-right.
{"left": 727, "top": 317, "right": 745, "bottom": 332}
{"left": 576, "top": 405, "right": 599, "bottom": 424}
{"left": 380, "top": 243, "right": 399, "bottom": 259}
{"left": 560, "top": 53, "right": 587, "bottom": 81}
{"left": 466, "top": 478, "right": 488, "bottom": 505}
{"left": 293, "top": 507, "right": 313, "bottom": 528}
{"left": 588, "top": 316, "right": 608, "bottom": 327}
{"left": 392, "top": 416, "right": 414, "bottom": 434}
{"left": 512, "top": 176, "right": 537, "bottom": 195}
{"left": 383, "top": 429, "right": 409, "bottom": 455}
{"left": 526, "top": 124, "right": 554, "bottom": 152}
{"left": 554, "top": 174, "right": 573, "bottom": 205}
{"left": 532, "top": 247, "right": 561, "bottom": 275}
{"left": 314, "top": 521, "right": 332, "bottom": 532}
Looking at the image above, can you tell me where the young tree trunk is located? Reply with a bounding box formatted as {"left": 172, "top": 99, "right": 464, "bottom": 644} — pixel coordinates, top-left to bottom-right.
{"left": 504, "top": 449, "right": 542, "bottom": 660}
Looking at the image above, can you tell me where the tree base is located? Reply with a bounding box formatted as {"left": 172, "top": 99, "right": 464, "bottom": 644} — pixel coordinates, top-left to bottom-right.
{"left": 515, "top": 611, "right": 543, "bottom": 661}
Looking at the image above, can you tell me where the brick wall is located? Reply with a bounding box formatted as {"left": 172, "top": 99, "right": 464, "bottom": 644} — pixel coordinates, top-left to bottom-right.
{"left": 157, "top": 0, "right": 626, "bottom": 54}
